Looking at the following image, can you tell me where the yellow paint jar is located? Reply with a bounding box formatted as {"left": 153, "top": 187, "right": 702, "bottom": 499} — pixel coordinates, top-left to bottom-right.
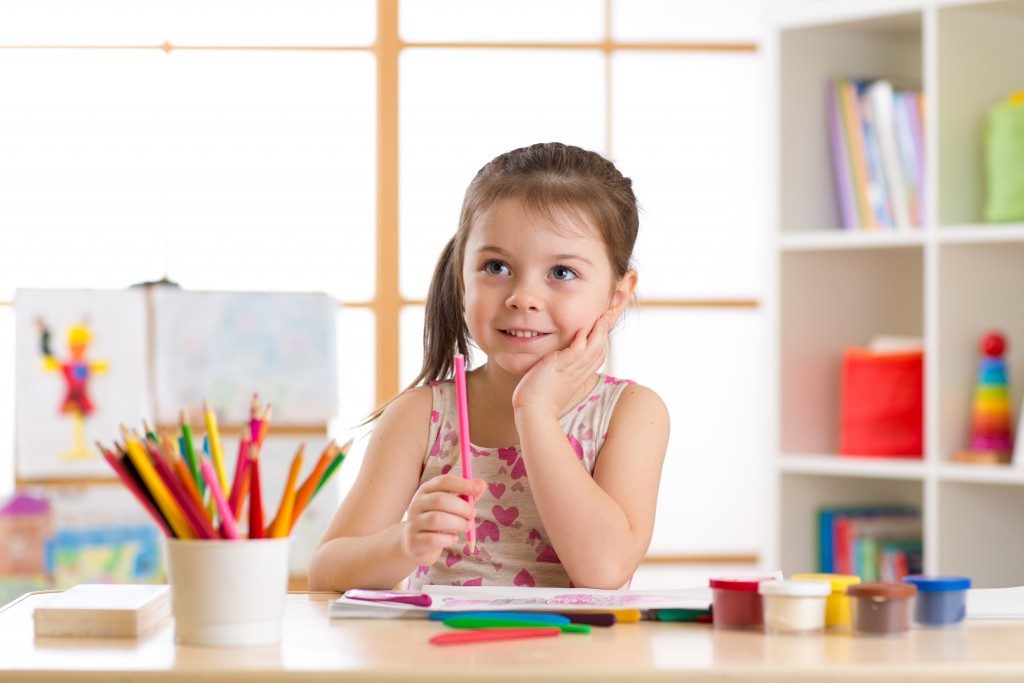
{"left": 791, "top": 573, "right": 861, "bottom": 628}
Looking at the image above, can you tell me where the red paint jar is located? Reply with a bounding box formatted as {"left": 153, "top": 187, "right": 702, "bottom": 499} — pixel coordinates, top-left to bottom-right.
{"left": 710, "top": 577, "right": 776, "bottom": 630}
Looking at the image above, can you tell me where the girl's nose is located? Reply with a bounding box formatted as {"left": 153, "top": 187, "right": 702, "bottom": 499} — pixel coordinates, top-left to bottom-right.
{"left": 505, "top": 287, "right": 542, "bottom": 312}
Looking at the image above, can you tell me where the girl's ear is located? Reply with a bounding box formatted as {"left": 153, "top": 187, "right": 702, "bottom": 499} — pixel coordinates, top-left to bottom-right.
{"left": 607, "top": 269, "right": 638, "bottom": 325}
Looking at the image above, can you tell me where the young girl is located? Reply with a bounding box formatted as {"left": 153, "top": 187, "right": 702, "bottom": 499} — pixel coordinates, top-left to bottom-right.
{"left": 309, "top": 142, "right": 669, "bottom": 591}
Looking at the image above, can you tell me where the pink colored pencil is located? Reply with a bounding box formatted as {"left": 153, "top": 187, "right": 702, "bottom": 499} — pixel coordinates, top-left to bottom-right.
{"left": 200, "top": 457, "right": 242, "bottom": 540}
{"left": 453, "top": 354, "right": 477, "bottom": 554}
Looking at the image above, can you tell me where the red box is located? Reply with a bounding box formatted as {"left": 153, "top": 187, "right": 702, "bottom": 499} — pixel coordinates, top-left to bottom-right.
{"left": 839, "top": 349, "right": 924, "bottom": 457}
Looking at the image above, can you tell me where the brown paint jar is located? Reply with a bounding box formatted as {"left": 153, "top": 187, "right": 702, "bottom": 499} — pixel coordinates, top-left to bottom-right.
{"left": 848, "top": 582, "right": 917, "bottom": 636}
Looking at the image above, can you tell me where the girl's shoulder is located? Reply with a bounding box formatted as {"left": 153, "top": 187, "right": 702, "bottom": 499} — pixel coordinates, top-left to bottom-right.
{"left": 605, "top": 380, "right": 669, "bottom": 431}
{"left": 375, "top": 384, "right": 436, "bottom": 433}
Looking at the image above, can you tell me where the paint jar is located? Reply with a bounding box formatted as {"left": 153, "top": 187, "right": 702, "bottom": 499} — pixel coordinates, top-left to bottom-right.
{"left": 847, "top": 582, "right": 916, "bottom": 636}
{"left": 710, "top": 576, "right": 776, "bottom": 630}
{"left": 791, "top": 573, "right": 861, "bottom": 629}
{"left": 903, "top": 575, "right": 971, "bottom": 627}
{"left": 758, "top": 580, "right": 831, "bottom": 635}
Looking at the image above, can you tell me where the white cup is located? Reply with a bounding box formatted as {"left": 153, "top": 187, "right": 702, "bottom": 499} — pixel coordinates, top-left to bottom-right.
{"left": 165, "top": 538, "right": 290, "bottom": 647}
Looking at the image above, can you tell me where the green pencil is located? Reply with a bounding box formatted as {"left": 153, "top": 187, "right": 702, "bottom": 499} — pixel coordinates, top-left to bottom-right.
{"left": 442, "top": 616, "right": 591, "bottom": 633}
{"left": 179, "top": 410, "right": 204, "bottom": 495}
{"left": 313, "top": 438, "right": 353, "bottom": 496}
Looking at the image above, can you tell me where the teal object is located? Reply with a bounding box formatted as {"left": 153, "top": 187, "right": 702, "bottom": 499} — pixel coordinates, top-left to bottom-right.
{"left": 440, "top": 618, "right": 593, "bottom": 634}
{"left": 985, "top": 92, "right": 1024, "bottom": 222}
{"left": 428, "top": 611, "right": 570, "bottom": 625}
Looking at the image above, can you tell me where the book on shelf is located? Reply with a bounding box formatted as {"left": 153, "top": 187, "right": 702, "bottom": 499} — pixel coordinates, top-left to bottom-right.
{"left": 33, "top": 583, "right": 170, "bottom": 638}
{"left": 827, "top": 77, "right": 925, "bottom": 230}
{"left": 818, "top": 506, "right": 922, "bottom": 580}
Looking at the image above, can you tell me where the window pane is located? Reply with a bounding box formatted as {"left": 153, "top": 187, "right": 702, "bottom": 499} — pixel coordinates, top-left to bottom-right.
{"left": 609, "top": 307, "right": 766, "bottom": 555}
{"left": 401, "top": 1, "right": 603, "bottom": 42}
{"left": 400, "top": 49, "right": 606, "bottom": 299}
{"left": 335, "top": 307, "right": 375, "bottom": 432}
{"left": 0, "top": 0, "right": 375, "bottom": 45}
{"left": 0, "top": 308, "right": 13, "bottom": 497}
{"left": 0, "top": 50, "right": 376, "bottom": 300}
{"left": 612, "top": 52, "right": 765, "bottom": 299}
{"left": 612, "top": 0, "right": 769, "bottom": 43}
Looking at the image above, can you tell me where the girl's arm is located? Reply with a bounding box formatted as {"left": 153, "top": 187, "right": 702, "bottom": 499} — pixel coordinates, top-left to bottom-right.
{"left": 307, "top": 387, "right": 432, "bottom": 591}
{"left": 515, "top": 384, "right": 669, "bottom": 589}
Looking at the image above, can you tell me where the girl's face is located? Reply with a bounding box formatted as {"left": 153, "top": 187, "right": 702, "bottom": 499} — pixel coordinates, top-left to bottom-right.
{"left": 461, "top": 198, "right": 636, "bottom": 378}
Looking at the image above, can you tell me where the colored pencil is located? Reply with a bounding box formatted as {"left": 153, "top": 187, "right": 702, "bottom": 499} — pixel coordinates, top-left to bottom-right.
{"left": 122, "top": 431, "right": 195, "bottom": 540}
{"left": 429, "top": 628, "right": 560, "bottom": 646}
{"left": 167, "top": 434, "right": 205, "bottom": 516}
{"left": 442, "top": 616, "right": 590, "bottom": 633}
{"left": 248, "top": 449, "right": 265, "bottom": 540}
{"left": 203, "top": 400, "right": 230, "bottom": 494}
{"left": 267, "top": 443, "right": 304, "bottom": 538}
{"left": 200, "top": 457, "right": 242, "bottom": 540}
{"left": 179, "top": 410, "right": 203, "bottom": 496}
{"left": 453, "top": 354, "right": 477, "bottom": 554}
{"left": 97, "top": 442, "right": 173, "bottom": 537}
{"left": 287, "top": 440, "right": 337, "bottom": 533}
{"left": 313, "top": 448, "right": 347, "bottom": 496}
{"left": 143, "top": 435, "right": 218, "bottom": 540}
{"left": 227, "top": 435, "right": 252, "bottom": 520}
{"left": 142, "top": 419, "right": 158, "bottom": 444}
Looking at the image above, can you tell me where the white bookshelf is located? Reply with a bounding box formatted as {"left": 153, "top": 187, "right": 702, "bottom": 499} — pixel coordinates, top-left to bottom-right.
{"left": 766, "top": 0, "right": 1024, "bottom": 588}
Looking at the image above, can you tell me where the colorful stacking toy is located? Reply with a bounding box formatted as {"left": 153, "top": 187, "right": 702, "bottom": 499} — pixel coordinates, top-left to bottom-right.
{"left": 955, "top": 331, "right": 1015, "bottom": 464}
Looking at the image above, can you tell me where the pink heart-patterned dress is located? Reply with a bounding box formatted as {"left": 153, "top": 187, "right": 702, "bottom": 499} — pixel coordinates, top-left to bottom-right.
{"left": 407, "top": 373, "right": 634, "bottom": 590}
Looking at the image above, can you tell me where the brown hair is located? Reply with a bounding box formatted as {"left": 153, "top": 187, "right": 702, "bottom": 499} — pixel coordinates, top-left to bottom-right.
{"left": 367, "top": 142, "right": 639, "bottom": 422}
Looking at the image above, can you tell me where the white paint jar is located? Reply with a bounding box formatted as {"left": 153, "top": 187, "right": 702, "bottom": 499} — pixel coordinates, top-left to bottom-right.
{"left": 758, "top": 579, "right": 830, "bottom": 635}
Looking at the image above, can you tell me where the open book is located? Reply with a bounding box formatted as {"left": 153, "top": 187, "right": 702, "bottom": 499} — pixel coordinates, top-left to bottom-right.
{"left": 330, "top": 584, "right": 712, "bottom": 619}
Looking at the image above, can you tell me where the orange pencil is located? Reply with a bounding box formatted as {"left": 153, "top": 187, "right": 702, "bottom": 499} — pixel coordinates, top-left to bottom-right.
{"left": 165, "top": 433, "right": 205, "bottom": 515}
{"left": 288, "top": 440, "right": 337, "bottom": 533}
{"left": 228, "top": 435, "right": 252, "bottom": 520}
{"left": 267, "top": 443, "right": 304, "bottom": 538}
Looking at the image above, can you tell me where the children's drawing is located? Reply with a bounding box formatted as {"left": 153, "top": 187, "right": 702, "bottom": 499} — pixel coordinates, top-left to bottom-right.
{"left": 35, "top": 317, "right": 109, "bottom": 461}
{"left": 15, "top": 289, "right": 151, "bottom": 479}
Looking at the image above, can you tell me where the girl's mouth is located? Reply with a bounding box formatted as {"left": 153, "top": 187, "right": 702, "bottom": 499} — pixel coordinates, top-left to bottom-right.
{"left": 499, "top": 329, "right": 551, "bottom": 343}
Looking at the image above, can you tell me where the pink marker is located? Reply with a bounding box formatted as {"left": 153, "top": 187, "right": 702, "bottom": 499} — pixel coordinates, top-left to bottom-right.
{"left": 453, "top": 354, "right": 477, "bottom": 554}
{"left": 200, "top": 457, "right": 242, "bottom": 540}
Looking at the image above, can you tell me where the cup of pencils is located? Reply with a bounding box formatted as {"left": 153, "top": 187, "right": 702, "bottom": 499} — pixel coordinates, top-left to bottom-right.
{"left": 98, "top": 395, "right": 350, "bottom": 647}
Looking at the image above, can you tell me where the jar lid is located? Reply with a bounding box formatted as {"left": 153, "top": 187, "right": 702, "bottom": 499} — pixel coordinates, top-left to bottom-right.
{"left": 758, "top": 579, "right": 831, "bottom": 597}
{"left": 709, "top": 576, "right": 776, "bottom": 592}
{"left": 903, "top": 575, "right": 971, "bottom": 592}
{"left": 790, "top": 573, "right": 861, "bottom": 593}
{"left": 848, "top": 582, "right": 917, "bottom": 599}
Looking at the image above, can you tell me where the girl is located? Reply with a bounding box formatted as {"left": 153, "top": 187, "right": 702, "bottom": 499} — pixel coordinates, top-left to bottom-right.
{"left": 309, "top": 142, "right": 669, "bottom": 591}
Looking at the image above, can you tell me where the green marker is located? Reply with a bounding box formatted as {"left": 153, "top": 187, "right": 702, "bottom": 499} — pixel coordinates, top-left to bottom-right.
{"left": 442, "top": 616, "right": 591, "bottom": 633}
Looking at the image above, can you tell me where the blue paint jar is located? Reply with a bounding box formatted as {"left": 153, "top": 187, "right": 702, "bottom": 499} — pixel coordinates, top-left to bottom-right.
{"left": 903, "top": 575, "right": 971, "bottom": 627}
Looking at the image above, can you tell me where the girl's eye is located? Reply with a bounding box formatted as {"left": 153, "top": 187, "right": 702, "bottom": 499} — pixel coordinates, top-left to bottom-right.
{"left": 550, "top": 266, "right": 577, "bottom": 281}
{"left": 484, "top": 260, "right": 510, "bottom": 276}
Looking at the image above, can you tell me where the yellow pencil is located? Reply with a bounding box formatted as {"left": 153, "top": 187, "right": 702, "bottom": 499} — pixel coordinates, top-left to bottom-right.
{"left": 203, "top": 400, "right": 230, "bottom": 494}
{"left": 122, "top": 431, "right": 195, "bottom": 540}
{"left": 267, "top": 443, "right": 305, "bottom": 538}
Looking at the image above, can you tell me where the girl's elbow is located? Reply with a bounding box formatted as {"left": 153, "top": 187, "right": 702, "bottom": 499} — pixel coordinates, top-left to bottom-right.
{"left": 566, "top": 559, "right": 637, "bottom": 590}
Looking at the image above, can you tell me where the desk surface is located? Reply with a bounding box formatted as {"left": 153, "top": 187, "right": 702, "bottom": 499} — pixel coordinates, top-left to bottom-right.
{"left": 3, "top": 591, "right": 1024, "bottom": 682}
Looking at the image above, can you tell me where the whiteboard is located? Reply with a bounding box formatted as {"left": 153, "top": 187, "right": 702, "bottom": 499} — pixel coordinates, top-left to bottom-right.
{"left": 15, "top": 289, "right": 151, "bottom": 479}
{"left": 152, "top": 288, "right": 338, "bottom": 425}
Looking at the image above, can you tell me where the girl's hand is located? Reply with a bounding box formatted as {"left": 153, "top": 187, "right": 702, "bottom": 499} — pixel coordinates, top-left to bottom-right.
{"left": 401, "top": 474, "right": 486, "bottom": 566}
{"left": 512, "top": 312, "right": 611, "bottom": 419}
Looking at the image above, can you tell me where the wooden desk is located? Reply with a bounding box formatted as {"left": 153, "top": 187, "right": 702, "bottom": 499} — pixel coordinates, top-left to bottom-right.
{"left": 3, "top": 591, "right": 1024, "bottom": 682}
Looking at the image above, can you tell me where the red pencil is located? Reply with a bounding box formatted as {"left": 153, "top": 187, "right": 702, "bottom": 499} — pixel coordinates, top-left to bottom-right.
{"left": 97, "top": 442, "right": 173, "bottom": 538}
{"left": 248, "top": 449, "right": 265, "bottom": 539}
{"left": 142, "top": 435, "right": 219, "bottom": 539}
{"left": 429, "top": 628, "right": 560, "bottom": 645}
{"left": 228, "top": 435, "right": 252, "bottom": 520}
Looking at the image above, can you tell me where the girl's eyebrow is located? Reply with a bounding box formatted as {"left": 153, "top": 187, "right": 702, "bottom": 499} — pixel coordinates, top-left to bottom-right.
{"left": 475, "top": 245, "right": 593, "bottom": 267}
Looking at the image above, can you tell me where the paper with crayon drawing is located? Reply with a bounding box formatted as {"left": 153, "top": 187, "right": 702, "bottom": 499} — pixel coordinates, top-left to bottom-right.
{"left": 330, "top": 584, "right": 711, "bottom": 619}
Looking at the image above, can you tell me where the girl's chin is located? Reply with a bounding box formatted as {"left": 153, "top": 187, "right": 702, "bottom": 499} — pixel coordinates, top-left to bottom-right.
{"left": 486, "top": 354, "right": 542, "bottom": 378}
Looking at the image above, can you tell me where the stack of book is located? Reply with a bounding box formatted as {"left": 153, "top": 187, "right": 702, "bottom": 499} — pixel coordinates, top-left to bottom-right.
{"left": 827, "top": 77, "right": 926, "bottom": 230}
{"left": 818, "top": 506, "right": 922, "bottom": 581}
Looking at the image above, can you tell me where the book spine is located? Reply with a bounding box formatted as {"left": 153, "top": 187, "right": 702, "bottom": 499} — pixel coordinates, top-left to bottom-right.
{"left": 827, "top": 79, "right": 859, "bottom": 229}
{"left": 868, "top": 80, "right": 911, "bottom": 229}
{"left": 857, "top": 80, "right": 895, "bottom": 229}
{"left": 837, "top": 78, "right": 875, "bottom": 229}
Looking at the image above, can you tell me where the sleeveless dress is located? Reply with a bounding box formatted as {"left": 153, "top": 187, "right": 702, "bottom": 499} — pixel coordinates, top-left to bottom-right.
{"left": 406, "top": 373, "right": 634, "bottom": 590}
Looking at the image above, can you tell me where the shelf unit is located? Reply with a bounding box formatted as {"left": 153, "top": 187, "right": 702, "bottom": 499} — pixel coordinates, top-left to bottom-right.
{"left": 766, "top": 0, "right": 1024, "bottom": 588}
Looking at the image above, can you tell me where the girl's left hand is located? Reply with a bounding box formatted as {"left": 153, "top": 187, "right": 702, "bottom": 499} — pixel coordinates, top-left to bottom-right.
{"left": 512, "top": 312, "right": 611, "bottom": 420}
